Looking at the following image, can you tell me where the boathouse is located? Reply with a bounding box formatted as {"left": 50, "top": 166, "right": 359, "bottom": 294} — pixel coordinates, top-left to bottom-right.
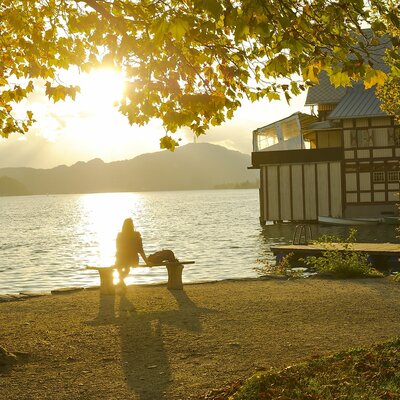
{"left": 252, "top": 71, "right": 400, "bottom": 224}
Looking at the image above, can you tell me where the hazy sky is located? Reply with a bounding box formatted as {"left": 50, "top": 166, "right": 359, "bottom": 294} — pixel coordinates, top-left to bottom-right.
{"left": 0, "top": 69, "right": 308, "bottom": 169}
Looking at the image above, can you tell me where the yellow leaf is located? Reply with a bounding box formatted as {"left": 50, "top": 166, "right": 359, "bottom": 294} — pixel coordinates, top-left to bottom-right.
{"left": 160, "top": 135, "right": 179, "bottom": 151}
{"left": 330, "top": 70, "right": 351, "bottom": 87}
{"left": 302, "top": 64, "right": 320, "bottom": 84}
{"left": 267, "top": 92, "right": 280, "bottom": 101}
{"left": 364, "top": 68, "right": 387, "bottom": 89}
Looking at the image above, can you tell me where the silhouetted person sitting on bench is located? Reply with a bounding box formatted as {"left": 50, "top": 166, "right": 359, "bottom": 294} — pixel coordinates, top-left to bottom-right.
{"left": 115, "top": 218, "right": 149, "bottom": 290}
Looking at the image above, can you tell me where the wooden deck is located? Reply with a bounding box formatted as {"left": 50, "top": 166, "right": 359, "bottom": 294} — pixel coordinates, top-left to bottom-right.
{"left": 271, "top": 243, "right": 400, "bottom": 268}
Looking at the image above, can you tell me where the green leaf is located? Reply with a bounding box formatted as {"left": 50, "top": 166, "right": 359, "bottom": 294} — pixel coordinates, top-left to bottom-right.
{"left": 168, "top": 18, "right": 190, "bottom": 41}
{"left": 199, "top": 0, "right": 223, "bottom": 19}
{"left": 235, "top": 20, "right": 250, "bottom": 40}
{"left": 265, "top": 54, "right": 289, "bottom": 77}
{"left": 152, "top": 18, "right": 170, "bottom": 37}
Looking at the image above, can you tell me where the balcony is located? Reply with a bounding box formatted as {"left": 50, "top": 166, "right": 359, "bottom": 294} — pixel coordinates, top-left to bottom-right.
{"left": 251, "top": 147, "right": 343, "bottom": 168}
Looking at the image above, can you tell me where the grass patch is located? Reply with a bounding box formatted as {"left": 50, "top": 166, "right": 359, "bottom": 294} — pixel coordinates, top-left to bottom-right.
{"left": 231, "top": 338, "right": 400, "bottom": 400}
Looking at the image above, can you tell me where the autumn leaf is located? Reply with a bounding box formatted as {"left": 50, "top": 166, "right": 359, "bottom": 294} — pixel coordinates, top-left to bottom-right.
{"left": 302, "top": 64, "right": 320, "bottom": 84}
{"left": 330, "top": 70, "right": 352, "bottom": 87}
{"left": 160, "top": 135, "right": 179, "bottom": 151}
{"left": 364, "top": 67, "right": 387, "bottom": 89}
{"left": 168, "top": 18, "right": 190, "bottom": 40}
{"left": 0, "top": 0, "right": 398, "bottom": 147}
{"left": 267, "top": 92, "right": 280, "bottom": 101}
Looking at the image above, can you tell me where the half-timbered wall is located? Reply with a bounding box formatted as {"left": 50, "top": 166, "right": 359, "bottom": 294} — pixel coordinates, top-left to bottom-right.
{"left": 344, "top": 160, "right": 400, "bottom": 204}
{"left": 342, "top": 117, "right": 400, "bottom": 207}
{"left": 260, "top": 161, "right": 342, "bottom": 222}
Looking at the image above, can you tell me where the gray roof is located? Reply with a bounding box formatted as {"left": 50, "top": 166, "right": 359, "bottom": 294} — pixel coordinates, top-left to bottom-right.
{"left": 305, "top": 30, "right": 391, "bottom": 106}
{"left": 305, "top": 71, "right": 347, "bottom": 106}
{"left": 328, "top": 84, "right": 386, "bottom": 119}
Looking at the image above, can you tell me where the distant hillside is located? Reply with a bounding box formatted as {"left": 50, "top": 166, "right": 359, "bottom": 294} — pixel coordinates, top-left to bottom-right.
{"left": 0, "top": 143, "right": 257, "bottom": 195}
{"left": 0, "top": 176, "right": 30, "bottom": 196}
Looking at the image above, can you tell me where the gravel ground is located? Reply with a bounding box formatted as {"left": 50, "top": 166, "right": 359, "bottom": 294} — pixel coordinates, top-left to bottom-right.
{"left": 1, "top": 277, "right": 400, "bottom": 400}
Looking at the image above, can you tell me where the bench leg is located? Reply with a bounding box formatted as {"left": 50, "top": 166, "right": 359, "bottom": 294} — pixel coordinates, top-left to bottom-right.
{"left": 98, "top": 269, "right": 115, "bottom": 295}
{"left": 166, "top": 264, "right": 184, "bottom": 290}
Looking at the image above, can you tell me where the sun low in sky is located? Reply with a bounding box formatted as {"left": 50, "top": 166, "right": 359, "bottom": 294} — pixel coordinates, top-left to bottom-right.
{"left": 0, "top": 67, "right": 308, "bottom": 169}
{"left": 79, "top": 68, "right": 126, "bottom": 109}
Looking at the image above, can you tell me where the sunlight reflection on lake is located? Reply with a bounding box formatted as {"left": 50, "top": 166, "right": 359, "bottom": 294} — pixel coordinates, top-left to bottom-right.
{"left": 0, "top": 190, "right": 398, "bottom": 294}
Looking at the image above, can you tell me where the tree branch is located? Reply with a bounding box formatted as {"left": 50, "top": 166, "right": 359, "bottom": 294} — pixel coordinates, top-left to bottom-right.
{"left": 77, "top": 0, "right": 115, "bottom": 21}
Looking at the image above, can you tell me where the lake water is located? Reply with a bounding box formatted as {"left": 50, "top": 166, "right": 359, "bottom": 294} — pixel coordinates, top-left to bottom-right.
{"left": 0, "top": 189, "right": 398, "bottom": 294}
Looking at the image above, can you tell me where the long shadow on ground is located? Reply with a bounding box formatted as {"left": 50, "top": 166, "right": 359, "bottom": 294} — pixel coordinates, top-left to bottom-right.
{"left": 90, "top": 289, "right": 213, "bottom": 400}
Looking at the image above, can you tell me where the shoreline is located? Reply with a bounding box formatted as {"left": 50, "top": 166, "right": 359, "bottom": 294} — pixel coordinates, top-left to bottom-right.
{"left": 0, "top": 276, "right": 279, "bottom": 302}
{"left": 0, "top": 272, "right": 391, "bottom": 302}
{"left": 1, "top": 278, "right": 400, "bottom": 399}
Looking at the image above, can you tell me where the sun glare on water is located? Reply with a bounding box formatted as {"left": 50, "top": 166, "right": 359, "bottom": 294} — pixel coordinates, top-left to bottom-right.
{"left": 78, "top": 193, "right": 154, "bottom": 285}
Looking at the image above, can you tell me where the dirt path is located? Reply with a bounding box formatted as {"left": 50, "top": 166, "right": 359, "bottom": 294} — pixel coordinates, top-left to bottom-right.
{"left": 1, "top": 278, "right": 400, "bottom": 400}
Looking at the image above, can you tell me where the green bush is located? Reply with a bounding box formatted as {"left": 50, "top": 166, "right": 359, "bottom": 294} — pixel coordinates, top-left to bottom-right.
{"left": 302, "top": 229, "right": 382, "bottom": 278}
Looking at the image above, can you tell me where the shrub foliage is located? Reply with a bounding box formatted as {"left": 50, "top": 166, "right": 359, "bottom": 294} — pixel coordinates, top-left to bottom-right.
{"left": 302, "top": 229, "right": 382, "bottom": 278}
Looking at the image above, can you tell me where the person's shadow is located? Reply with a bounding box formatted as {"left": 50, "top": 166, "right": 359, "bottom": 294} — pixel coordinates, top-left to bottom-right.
{"left": 89, "top": 289, "right": 213, "bottom": 400}
{"left": 118, "top": 295, "right": 171, "bottom": 399}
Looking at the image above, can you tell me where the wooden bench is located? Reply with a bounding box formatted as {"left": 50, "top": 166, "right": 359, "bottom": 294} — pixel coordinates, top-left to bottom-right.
{"left": 86, "top": 261, "right": 195, "bottom": 294}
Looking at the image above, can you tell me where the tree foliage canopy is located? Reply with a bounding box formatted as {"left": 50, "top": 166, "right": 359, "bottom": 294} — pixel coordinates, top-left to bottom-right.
{"left": 1, "top": 0, "right": 399, "bottom": 148}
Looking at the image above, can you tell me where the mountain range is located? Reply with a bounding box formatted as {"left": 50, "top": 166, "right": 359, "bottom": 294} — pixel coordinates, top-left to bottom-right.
{"left": 0, "top": 143, "right": 257, "bottom": 195}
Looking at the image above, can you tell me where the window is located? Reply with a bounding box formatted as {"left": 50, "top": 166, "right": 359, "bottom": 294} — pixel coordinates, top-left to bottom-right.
{"left": 348, "top": 129, "right": 374, "bottom": 148}
{"left": 373, "top": 171, "right": 385, "bottom": 183}
{"left": 256, "top": 127, "right": 278, "bottom": 150}
{"left": 396, "top": 128, "right": 400, "bottom": 146}
{"left": 388, "top": 171, "right": 400, "bottom": 182}
{"left": 281, "top": 119, "right": 299, "bottom": 141}
{"left": 388, "top": 127, "right": 400, "bottom": 146}
{"left": 357, "top": 129, "right": 372, "bottom": 147}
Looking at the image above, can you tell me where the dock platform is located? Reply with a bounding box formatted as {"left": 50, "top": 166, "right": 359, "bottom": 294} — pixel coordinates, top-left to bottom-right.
{"left": 270, "top": 243, "right": 400, "bottom": 269}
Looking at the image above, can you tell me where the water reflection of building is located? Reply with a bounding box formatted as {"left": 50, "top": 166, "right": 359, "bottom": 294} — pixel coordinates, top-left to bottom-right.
{"left": 251, "top": 71, "right": 400, "bottom": 224}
